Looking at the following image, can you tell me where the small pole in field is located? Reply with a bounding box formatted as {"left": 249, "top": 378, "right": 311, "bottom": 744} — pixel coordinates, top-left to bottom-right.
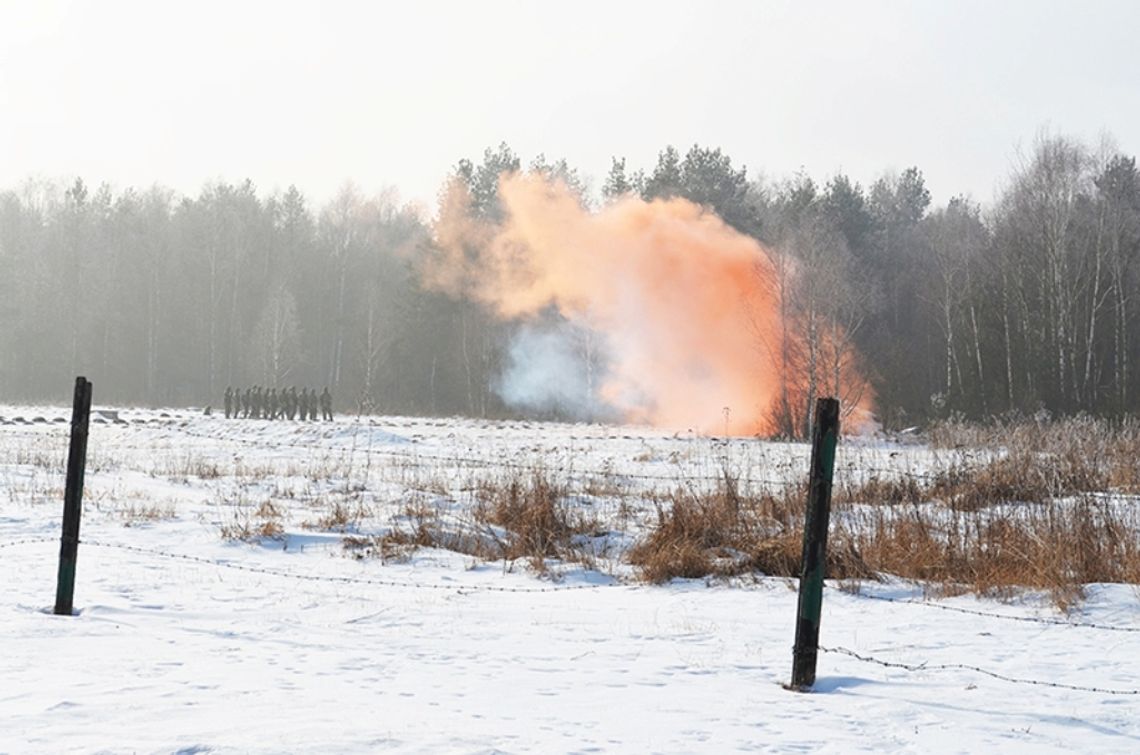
{"left": 54, "top": 376, "right": 93, "bottom": 616}
{"left": 789, "top": 397, "right": 840, "bottom": 691}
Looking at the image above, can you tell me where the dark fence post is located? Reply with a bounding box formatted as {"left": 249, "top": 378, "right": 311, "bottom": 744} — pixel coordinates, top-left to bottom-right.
{"left": 789, "top": 397, "right": 840, "bottom": 690}
{"left": 54, "top": 377, "right": 93, "bottom": 616}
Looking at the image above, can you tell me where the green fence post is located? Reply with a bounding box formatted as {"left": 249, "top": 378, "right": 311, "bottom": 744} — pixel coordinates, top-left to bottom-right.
{"left": 789, "top": 397, "right": 839, "bottom": 690}
{"left": 54, "top": 377, "right": 93, "bottom": 616}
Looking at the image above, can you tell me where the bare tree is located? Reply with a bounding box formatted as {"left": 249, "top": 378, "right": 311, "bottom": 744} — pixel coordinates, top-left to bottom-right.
{"left": 250, "top": 284, "right": 302, "bottom": 387}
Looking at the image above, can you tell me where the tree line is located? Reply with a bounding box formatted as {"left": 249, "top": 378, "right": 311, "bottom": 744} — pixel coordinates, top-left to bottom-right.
{"left": 1, "top": 131, "right": 1137, "bottom": 433}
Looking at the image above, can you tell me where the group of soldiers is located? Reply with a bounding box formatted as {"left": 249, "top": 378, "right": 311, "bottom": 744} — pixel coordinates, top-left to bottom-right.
{"left": 223, "top": 386, "right": 333, "bottom": 421}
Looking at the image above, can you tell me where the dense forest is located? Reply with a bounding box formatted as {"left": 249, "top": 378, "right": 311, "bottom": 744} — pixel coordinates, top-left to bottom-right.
{"left": 1, "top": 132, "right": 1138, "bottom": 434}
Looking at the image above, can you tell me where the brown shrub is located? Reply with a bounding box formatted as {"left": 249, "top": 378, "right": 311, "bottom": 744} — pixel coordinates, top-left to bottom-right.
{"left": 473, "top": 469, "right": 602, "bottom": 570}
{"left": 635, "top": 439, "right": 1140, "bottom": 608}
{"left": 219, "top": 501, "right": 285, "bottom": 542}
{"left": 838, "top": 489, "right": 1140, "bottom": 610}
{"left": 629, "top": 479, "right": 874, "bottom": 584}
{"left": 343, "top": 531, "right": 419, "bottom": 564}
{"left": 304, "top": 497, "right": 369, "bottom": 532}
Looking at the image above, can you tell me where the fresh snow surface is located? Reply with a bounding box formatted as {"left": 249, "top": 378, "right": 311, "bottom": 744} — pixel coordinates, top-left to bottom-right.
{"left": 1, "top": 406, "right": 1138, "bottom": 753}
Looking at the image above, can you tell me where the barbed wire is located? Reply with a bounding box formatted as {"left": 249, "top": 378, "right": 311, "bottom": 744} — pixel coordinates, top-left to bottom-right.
{"left": 836, "top": 464, "right": 994, "bottom": 483}
{"left": 10, "top": 534, "right": 1138, "bottom": 696}
{"left": 8, "top": 533, "right": 1134, "bottom": 634}
{"left": 50, "top": 414, "right": 996, "bottom": 489}
{"left": 179, "top": 423, "right": 1022, "bottom": 489}
{"left": 0, "top": 536, "right": 57, "bottom": 550}
{"left": 79, "top": 538, "right": 629, "bottom": 595}
{"left": 157, "top": 424, "right": 807, "bottom": 489}
{"left": 0, "top": 414, "right": 1006, "bottom": 484}
{"left": 826, "top": 586, "right": 1140, "bottom": 632}
{"left": 819, "top": 645, "right": 1140, "bottom": 695}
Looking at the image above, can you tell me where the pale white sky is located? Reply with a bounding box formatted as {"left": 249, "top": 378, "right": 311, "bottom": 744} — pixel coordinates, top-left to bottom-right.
{"left": 1, "top": 0, "right": 1137, "bottom": 211}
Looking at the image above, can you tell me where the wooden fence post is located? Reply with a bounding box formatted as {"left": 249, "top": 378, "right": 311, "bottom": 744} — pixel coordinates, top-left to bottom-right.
{"left": 54, "top": 377, "right": 93, "bottom": 616}
{"left": 789, "top": 397, "right": 840, "bottom": 690}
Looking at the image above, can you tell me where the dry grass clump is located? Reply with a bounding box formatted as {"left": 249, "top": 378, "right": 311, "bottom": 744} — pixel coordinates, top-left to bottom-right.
{"left": 844, "top": 496, "right": 1140, "bottom": 610}
{"left": 928, "top": 414, "right": 1140, "bottom": 494}
{"left": 931, "top": 457, "right": 1055, "bottom": 511}
{"left": 629, "top": 477, "right": 873, "bottom": 584}
{"left": 633, "top": 429, "right": 1140, "bottom": 607}
{"left": 393, "top": 498, "right": 444, "bottom": 548}
{"left": 854, "top": 457, "right": 1101, "bottom": 519}
{"left": 473, "top": 469, "right": 604, "bottom": 571}
{"left": 306, "top": 499, "right": 366, "bottom": 532}
{"left": 341, "top": 496, "right": 442, "bottom": 564}
{"left": 343, "top": 531, "right": 422, "bottom": 564}
{"left": 834, "top": 475, "right": 924, "bottom": 507}
{"left": 151, "top": 452, "right": 224, "bottom": 482}
{"left": 334, "top": 469, "right": 606, "bottom": 572}
{"left": 10, "top": 447, "right": 65, "bottom": 471}
{"left": 838, "top": 432, "right": 1140, "bottom": 609}
{"left": 343, "top": 495, "right": 493, "bottom": 564}
{"left": 220, "top": 498, "right": 285, "bottom": 541}
{"left": 119, "top": 501, "right": 176, "bottom": 524}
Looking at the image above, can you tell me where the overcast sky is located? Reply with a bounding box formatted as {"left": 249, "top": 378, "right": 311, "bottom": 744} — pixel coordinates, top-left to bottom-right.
{"left": 1, "top": 0, "right": 1137, "bottom": 211}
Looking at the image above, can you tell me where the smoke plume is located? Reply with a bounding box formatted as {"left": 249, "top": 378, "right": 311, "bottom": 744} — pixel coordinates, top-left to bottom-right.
{"left": 426, "top": 173, "right": 871, "bottom": 435}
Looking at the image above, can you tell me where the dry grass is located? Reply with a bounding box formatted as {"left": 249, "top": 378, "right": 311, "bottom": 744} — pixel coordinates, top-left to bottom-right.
{"left": 837, "top": 489, "right": 1140, "bottom": 610}
{"left": 10, "top": 447, "right": 65, "bottom": 471}
{"left": 343, "top": 531, "right": 420, "bottom": 564}
{"left": 832, "top": 427, "right": 1140, "bottom": 609}
{"left": 306, "top": 499, "right": 365, "bottom": 532}
{"left": 219, "top": 498, "right": 286, "bottom": 541}
{"left": 118, "top": 501, "right": 176, "bottom": 524}
{"left": 629, "top": 423, "right": 1140, "bottom": 609}
{"left": 121, "top": 411, "right": 1140, "bottom": 608}
{"left": 927, "top": 414, "right": 1140, "bottom": 494}
{"left": 472, "top": 469, "right": 604, "bottom": 571}
{"left": 629, "top": 477, "right": 873, "bottom": 584}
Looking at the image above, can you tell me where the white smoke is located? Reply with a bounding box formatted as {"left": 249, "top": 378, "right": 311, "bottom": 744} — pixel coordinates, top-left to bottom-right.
{"left": 494, "top": 320, "right": 613, "bottom": 421}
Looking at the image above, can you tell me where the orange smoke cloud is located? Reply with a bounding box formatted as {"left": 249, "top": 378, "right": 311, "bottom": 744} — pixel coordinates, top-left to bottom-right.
{"left": 427, "top": 173, "right": 872, "bottom": 436}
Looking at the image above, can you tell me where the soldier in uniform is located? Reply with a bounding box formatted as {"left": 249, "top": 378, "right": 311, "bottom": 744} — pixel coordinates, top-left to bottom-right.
{"left": 320, "top": 387, "right": 333, "bottom": 421}
{"left": 242, "top": 387, "right": 251, "bottom": 418}
{"left": 223, "top": 387, "right": 233, "bottom": 419}
{"left": 270, "top": 388, "right": 280, "bottom": 420}
{"left": 286, "top": 387, "right": 297, "bottom": 420}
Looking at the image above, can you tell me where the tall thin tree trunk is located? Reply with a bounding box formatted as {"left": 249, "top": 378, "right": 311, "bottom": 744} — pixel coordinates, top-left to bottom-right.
{"left": 1001, "top": 265, "right": 1015, "bottom": 409}
{"left": 1083, "top": 212, "right": 1106, "bottom": 408}
{"left": 332, "top": 254, "right": 347, "bottom": 389}
{"left": 461, "top": 309, "right": 474, "bottom": 414}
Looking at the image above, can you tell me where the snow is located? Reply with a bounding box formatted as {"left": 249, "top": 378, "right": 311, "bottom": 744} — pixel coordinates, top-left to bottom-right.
{"left": 2, "top": 406, "right": 1138, "bottom": 753}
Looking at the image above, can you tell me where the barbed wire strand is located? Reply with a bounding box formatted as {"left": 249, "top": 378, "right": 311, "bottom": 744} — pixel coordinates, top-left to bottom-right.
{"left": 165, "top": 424, "right": 807, "bottom": 488}
{"left": 819, "top": 645, "right": 1140, "bottom": 696}
{"left": 79, "top": 538, "right": 628, "bottom": 595}
{"left": 18, "top": 416, "right": 975, "bottom": 488}
{"left": 0, "top": 536, "right": 57, "bottom": 550}
{"left": 825, "top": 585, "right": 1140, "bottom": 632}
{"left": 0, "top": 414, "right": 1022, "bottom": 484}
{"left": 8, "top": 536, "right": 1137, "bottom": 634}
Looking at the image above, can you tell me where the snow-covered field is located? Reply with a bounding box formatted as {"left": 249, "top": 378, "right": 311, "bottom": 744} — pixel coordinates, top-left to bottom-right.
{"left": 2, "top": 406, "right": 1138, "bottom": 753}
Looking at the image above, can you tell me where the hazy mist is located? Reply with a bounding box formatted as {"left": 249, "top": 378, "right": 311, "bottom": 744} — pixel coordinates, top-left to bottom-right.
{"left": 2, "top": 1, "right": 1140, "bottom": 434}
